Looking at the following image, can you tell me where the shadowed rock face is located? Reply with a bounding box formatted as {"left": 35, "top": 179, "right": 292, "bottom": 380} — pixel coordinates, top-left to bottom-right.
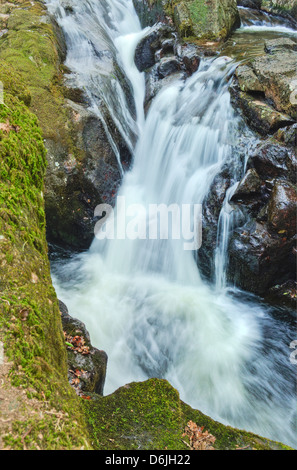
{"left": 45, "top": 100, "right": 124, "bottom": 251}
{"left": 226, "top": 142, "right": 297, "bottom": 297}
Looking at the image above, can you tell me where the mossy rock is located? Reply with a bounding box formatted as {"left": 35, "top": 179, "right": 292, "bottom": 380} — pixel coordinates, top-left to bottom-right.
{"left": 83, "top": 378, "right": 292, "bottom": 450}
{"left": 0, "top": 48, "right": 91, "bottom": 450}
{"left": 142, "top": 0, "right": 240, "bottom": 40}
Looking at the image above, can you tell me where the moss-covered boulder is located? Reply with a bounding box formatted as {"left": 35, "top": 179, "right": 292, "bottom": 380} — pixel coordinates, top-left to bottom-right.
{"left": 134, "top": 0, "right": 240, "bottom": 41}
{"left": 83, "top": 378, "right": 292, "bottom": 450}
{"left": 175, "top": 0, "right": 240, "bottom": 41}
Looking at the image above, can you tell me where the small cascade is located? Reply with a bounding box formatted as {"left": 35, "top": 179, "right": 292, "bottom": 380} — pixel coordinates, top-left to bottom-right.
{"left": 238, "top": 6, "right": 297, "bottom": 33}
{"left": 215, "top": 182, "right": 241, "bottom": 290}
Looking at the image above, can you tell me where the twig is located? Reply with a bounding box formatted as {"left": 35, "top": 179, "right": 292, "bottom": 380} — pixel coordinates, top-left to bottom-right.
{"left": 181, "top": 439, "right": 192, "bottom": 449}
{"left": 21, "top": 427, "right": 33, "bottom": 450}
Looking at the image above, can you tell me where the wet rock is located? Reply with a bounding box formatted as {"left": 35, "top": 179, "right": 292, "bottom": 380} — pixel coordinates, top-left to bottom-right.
{"left": 155, "top": 37, "right": 176, "bottom": 61}
{"left": 247, "top": 141, "right": 297, "bottom": 184}
{"left": 157, "top": 56, "right": 181, "bottom": 78}
{"left": 231, "top": 38, "right": 297, "bottom": 137}
{"left": 267, "top": 280, "right": 297, "bottom": 310}
{"left": 59, "top": 300, "right": 108, "bottom": 396}
{"left": 144, "top": 67, "right": 185, "bottom": 112}
{"left": 175, "top": 42, "right": 201, "bottom": 75}
{"left": 232, "top": 90, "right": 294, "bottom": 135}
{"left": 235, "top": 65, "right": 264, "bottom": 93}
{"left": 231, "top": 168, "right": 262, "bottom": 199}
{"left": 198, "top": 167, "right": 232, "bottom": 279}
{"left": 134, "top": 22, "right": 175, "bottom": 72}
{"left": 228, "top": 221, "right": 296, "bottom": 295}
{"left": 274, "top": 123, "right": 297, "bottom": 147}
{"left": 132, "top": 0, "right": 172, "bottom": 28}
{"left": 267, "top": 180, "right": 297, "bottom": 237}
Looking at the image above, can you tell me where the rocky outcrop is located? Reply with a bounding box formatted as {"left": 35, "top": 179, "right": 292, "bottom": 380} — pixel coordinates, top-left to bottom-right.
{"left": 45, "top": 100, "right": 123, "bottom": 250}
{"left": 199, "top": 33, "right": 297, "bottom": 302}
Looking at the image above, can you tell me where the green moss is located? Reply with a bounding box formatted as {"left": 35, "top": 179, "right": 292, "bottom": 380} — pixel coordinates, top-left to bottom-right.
{"left": 0, "top": 1, "right": 71, "bottom": 147}
{"left": 187, "top": 0, "right": 209, "bottom": 28}
{"left": 83, "top": 378, "right": 292, "bottom": 450}
{"left": 0, "top": 2, "right": 92, "bottom": 449}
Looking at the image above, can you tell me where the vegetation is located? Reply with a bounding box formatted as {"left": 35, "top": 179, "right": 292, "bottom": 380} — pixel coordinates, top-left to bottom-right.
{"left": 83, "top": 378, "right": 292, "bottom": 450}
{"left": 0, "top": 0, "right": 91, "bottom": 450}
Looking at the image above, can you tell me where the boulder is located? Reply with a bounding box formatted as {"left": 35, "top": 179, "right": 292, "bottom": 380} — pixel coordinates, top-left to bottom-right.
{"left": 174, "top": 0, "right": 240, "bottom": 41}
{"left": 134, "top": 22, "right": 176, "bottom": 72}
{"left": 247, "top": 141, "right": 297, "bottom": 184}
{"left": 231, "top": 168, "right": 263, "bottom": 199}
{"left": 228, "top": 221, "right": 296, "bottom": 295}
{"left": 233, "top": 91, "right": 294, "bottom": 135}
{"left": 133, "top": 0, "right": 240, "bottom": 41}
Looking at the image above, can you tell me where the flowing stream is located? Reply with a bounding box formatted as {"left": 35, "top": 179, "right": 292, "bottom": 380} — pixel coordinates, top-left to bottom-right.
{"left": 47, "top": 0, "right": 296, "bottom": 448}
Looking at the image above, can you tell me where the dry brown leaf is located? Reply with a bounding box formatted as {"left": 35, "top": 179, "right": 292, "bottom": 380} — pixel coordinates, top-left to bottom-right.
{"left": 183, "top": 420, "right": 216, "bottom": 451}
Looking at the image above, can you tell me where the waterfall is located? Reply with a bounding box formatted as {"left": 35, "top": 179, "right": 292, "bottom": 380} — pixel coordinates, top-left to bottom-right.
{"left": 48, "top": 0, "right": 297, "bottom": 448}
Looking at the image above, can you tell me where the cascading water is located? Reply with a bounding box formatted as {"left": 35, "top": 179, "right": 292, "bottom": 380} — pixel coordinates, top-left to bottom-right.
{"left": 47, "top": 0, "right": 296, "bottom": 448}
{"left": 238, "top": 5, "right": 297, "bottom": 33}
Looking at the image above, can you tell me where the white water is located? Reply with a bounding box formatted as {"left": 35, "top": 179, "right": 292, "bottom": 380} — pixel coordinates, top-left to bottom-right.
{"left": 48, "top": 0, "right": 297, "bottom": 448}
